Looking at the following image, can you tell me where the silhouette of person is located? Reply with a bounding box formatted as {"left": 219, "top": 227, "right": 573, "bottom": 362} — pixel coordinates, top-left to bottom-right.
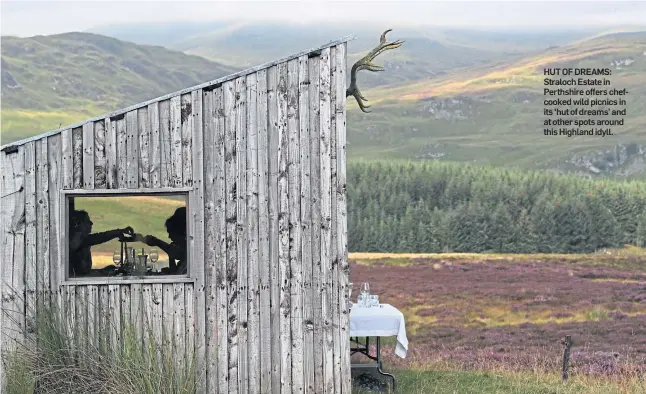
{"left": 137, "top": 207, "right": 187, "bottom": 274}
{"left": 68, "top": 209, "right": 134, "bottom": 276}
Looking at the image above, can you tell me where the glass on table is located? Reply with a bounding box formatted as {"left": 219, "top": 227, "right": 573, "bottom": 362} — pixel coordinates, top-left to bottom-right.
{"left": 357, "top": 293, "right": 366, "bottom": 307}
{"left": 369, "top": 294, "right": 379, "bottom": 307}
{"left": 149, "top": 249, "right": 159, "bottom": 263}
{"left": 112, "top": 250, "right": 122, "bottom": 265}
{"left": 361, "top": 282, "right": 370, "bottom": 296}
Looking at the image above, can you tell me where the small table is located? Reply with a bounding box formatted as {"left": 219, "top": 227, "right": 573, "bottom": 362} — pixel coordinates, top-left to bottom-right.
{"left": 349, "top": 303, "right": 409, "bottom": 392}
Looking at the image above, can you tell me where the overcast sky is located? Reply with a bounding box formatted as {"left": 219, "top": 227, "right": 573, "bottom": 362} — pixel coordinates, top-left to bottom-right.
{"left": 2, "top": 0, "right": 646, "bottom": 37}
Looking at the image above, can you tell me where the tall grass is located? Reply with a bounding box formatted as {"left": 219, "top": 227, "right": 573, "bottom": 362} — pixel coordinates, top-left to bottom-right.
{"left": 2, "top": 288, "right": 198, "bottom": 394}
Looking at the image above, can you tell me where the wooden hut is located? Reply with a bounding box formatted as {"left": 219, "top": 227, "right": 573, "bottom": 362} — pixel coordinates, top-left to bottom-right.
{"left": 1, "top": 35, "right": 355, "bottom": 393}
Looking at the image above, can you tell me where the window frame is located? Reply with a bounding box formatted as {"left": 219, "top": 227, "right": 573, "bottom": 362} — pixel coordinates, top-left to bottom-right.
{"left": 58, "top": 187, "right": 195, "bottom": 286}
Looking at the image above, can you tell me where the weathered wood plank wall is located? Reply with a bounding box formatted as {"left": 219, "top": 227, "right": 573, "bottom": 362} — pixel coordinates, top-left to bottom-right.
{"left": 0, "top": 41, "right": 350, "bottom": 394}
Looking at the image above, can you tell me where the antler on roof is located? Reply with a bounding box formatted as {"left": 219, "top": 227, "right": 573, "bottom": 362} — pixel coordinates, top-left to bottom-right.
{"left": 346, "top": 29, "right": 404, "bottom": 113}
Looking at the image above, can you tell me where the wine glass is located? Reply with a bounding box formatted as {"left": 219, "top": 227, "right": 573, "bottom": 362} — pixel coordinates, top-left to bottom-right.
{"left": 149, "top": 249, "right": 159, "bottom": 264}
{"left": 149, "top": 249, "right": 159, "bottom": 272}
{"left": 361, "top": 282, "right": 370, "bottom": 296}
{"left": 112, "top": 250, "right": 122, "bottom": 265}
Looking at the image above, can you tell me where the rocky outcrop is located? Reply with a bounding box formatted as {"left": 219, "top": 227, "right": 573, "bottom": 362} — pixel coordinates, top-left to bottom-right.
{"left": 419, "top": 96, "right": 480, "bottom": 121}
{"left": 416, "top": 143, "right": 450, "bottom": 159}
{"left": 555, "top": 143, "right": 646, "bottom": 177}
{"left": 611, "top": 58, "right": 635, "bottom": 69}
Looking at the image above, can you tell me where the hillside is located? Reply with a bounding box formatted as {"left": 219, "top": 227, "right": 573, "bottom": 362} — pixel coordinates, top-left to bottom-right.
{"left": 347, "top": 31, "right": 646, "bottom": 178}
{"left": 2, "top": 28, "right": 646, "bottom": 179}
{"left": 1, "top": 32, "right": 237, "bottom": 143}
{"left": 88, "top": 22, "right": 597, "bottom": 87}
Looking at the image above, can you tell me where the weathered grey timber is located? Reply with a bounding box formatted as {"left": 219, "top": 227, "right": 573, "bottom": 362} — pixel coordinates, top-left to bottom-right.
{"left": 0, "top": 37, "right": 354, "bottom": 393}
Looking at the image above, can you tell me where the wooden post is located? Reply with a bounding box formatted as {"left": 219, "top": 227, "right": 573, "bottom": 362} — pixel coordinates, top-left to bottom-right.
{"left": 562, "top": 335, "right": 572, "bottom": 383}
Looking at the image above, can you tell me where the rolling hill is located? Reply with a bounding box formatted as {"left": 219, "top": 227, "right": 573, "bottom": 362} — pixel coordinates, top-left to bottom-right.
{"left": 347, "top": 31, "right": 646, "bottom": 178}
{"left": 87, "top": 22, "right": 598, "bottom": 87}
{"left": 2, "top": 26, "right": 646, "bottom": 179}
{"left": 1, "top": 32, "right": 237, "bottom": 143}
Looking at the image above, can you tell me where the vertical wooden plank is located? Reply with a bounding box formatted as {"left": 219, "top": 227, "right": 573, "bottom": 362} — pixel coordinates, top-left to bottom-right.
{"left": 236, "top": 75, "right": 249, "bottom": 394}
{"left": 224, "top": 79, "right": 239, "bottom": 394}
{"left": 99, "top": 285, "right": 109, "bottom": 354}
{"left": 126, "top": 110, "right": 139, "bottom": 189}
{"left": 256, "top": 68, "right": 272, "bottom": 394}
{"left": 318, "top": 47, "right": 334, "bottom": 394}
{"left": 108, "top": 285, "right": 121, "bottom": 356}
{"left": 2, "top": 146, "right": 26, "bottom": 350}
{"left": 131, "top": 283, "right": 143, "bottom": 353}
{"left": 83, "top": 122, "right": 95, "bottom": 189}
{"left": 87, "top": 285, "right": 97, "bottom": 348}
{"left": 36, "top": 140, "right": 50, "bottom": 299}
{"left": 24, "top": 143, "right": 37, "bottom": 329}
{"left": 329, "top": 46, "right": 341, "bottom": 394}
{"left": 214, "top": 86, "right": 229, "bottom": 394}
{"left": 77, "top": 286, "right": 88, "bottom": 354}
{"left": 170, "top": 95, "right": 183, "bottom": 187}
{"left": 173, "top": 283, "right": 186, "bottom": 376}
{"left": 185, "top": 284, "right": 195, "bottom": 383}
{"left": 94, "top": 120, "right": 107, "bottom": 189}
{"left": 105, "top": 118, "right": 117, "bottom": 189}
{"left": 308, "top": 55, "right": 324, "bottom": 394}
{"left": 48, "top": 134, "right": 62, "bottom": 299}
{"left": 138, "top": 106, "right": 150, "bottom": 188}
{"left": 149, "top": 102, "right": 161, "bottom": 188}
{"left": 246, "top": 72, "right": 261, "bottom": 394}
{"left": 181, "top": 93, "right": 193, "bottom": 187}
{"left": 116, "top": 118, "right": 127, "bottom": 189}
{"left": 72, "top": 127, "right": 83, "bottom": 189}
{"left": 61, "top": 130, "right": 73, "bottom": 281}
{"left": 159, "top": 100, "right": 172, "bottom": 188}
{"left": 277, "top": 60, "right": 293, "bottom": 394}
{"left": 151, "top": 284, "right": 163, "bottom": 367}
{"left": 13, "top": 147, "right": 26, "bottom": 339}
{"left": 1, "top": 147, "right": 18, "bottom": 374}
{"left": 61, "top": 129, "right": 73, "bottom": 189}
{"left": 298, "top": 54, "right": 314, "bottom": 394}
{"left": 288, "top": 58, "right": 304, "bottom": 394}
{"left": 203, "top": 88, "right": 217, "bottom": 392}
{"left": 191, "top": 88, "right": 206, "bottom": 392}
{"left": 140, "top": 284, "right": 150, "bottom": 358}
{"left": 336, "top": 43, "right": 351, "bottom": 394}
{"left": 66, "top": 286, "right": 77, "bottom": 357}
{"left": 267, "top": 65, "right": 281, "bottom": 394}
{"left": 120, "top": 285, "right": 131, "bottom": 354}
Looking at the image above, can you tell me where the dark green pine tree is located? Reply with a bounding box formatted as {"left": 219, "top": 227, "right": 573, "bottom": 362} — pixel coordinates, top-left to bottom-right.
{"left": 512, "top": 208, "right": 538, "bottom": 253}
{"left": 634, "top": 212, "right": 646, "bottom": 248}
{"left": 489, "top": 203, "right": 514, "bottom": 252}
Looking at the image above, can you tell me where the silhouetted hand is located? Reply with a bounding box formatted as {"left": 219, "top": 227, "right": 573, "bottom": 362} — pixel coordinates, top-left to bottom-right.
{"left": 143, "top": 235, "right": 157, "bottom": 246}
{"left": 121, "top": 226, "right": 134, "bottom": 236}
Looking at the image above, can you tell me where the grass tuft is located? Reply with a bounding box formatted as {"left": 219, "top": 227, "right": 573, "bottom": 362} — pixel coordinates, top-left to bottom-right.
{"left": 2, "top": 285, "right": 198, "bottom": 394}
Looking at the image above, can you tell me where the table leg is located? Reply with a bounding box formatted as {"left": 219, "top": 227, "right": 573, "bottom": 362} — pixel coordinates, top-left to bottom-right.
{"left": 376, "top": 337, "right": 396, "bottom": 392}
{"left": 351, "top": 337, "right": 397, "bottom": 392}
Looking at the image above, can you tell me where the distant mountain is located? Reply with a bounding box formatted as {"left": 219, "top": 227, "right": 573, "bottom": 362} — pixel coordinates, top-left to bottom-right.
{"left": 87, "top": 22, "right": 600, "bottom": 86}
{"left": 3, "top": 26, "right": 645, "bottom": 179}
{"left": 347, "top": 31, "right": 646, "bottom": 178}
{"left": 1, "top": 32, "right": 237, "bottom": 143}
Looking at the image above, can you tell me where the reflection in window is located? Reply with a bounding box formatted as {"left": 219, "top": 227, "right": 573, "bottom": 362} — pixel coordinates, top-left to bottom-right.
{"left": 67, "top": 194, "right": 188, "bottom": 278}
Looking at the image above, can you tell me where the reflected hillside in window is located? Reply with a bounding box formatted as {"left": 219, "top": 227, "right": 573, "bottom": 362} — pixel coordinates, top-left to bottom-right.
{"left": 69, "top": 194, "right": 187, "bottom": 278}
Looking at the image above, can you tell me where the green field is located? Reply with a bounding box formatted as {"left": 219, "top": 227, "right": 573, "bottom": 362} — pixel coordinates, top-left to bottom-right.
{"left": 73, "top": 195, "right": 185, "bottom": 267}
{"left": 353, "top": 368, "right": 645, "bottom": 394}
{"left": 349, "top": 251, "right": 646, "bottom": 393}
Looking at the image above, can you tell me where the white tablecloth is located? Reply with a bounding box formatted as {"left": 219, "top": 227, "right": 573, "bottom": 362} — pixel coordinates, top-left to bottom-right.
{"left": 349, "top": 303, "right": 408, "bottom": 358}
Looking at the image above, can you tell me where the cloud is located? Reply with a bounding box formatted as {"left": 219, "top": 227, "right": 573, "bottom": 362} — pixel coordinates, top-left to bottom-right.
{"left": 2, "top": 0, "right": 646, "bottom": 37}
